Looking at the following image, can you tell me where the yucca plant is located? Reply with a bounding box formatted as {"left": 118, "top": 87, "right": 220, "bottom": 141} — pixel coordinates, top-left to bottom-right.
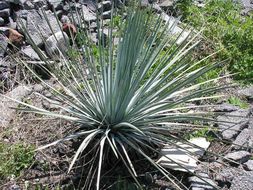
{"left": 4, "top": 2, "right": 231, "bottom": 190}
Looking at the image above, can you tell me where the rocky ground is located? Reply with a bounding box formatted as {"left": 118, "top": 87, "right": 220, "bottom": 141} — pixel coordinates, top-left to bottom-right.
{"left": 1, "top": 0, "right": 253, "bottom": 190}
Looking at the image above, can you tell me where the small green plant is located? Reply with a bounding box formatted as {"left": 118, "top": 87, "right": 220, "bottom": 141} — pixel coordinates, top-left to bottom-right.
{"left": 185, "top": 127, "right": 215, "bottom": 141}
{"left": 176, "top": 0, "right": 253, "bottom": 82}
{"left": 228, "top": 96, "right": 249, "bottom": 109}
{"left": 0, "top": 143, "right": 34, "bottom": 180}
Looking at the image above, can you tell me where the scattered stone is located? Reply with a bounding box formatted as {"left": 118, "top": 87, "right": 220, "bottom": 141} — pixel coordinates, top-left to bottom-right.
{"left": 23, "top": 0, "right": 35, "bottom": 10}
{"left": 60, "top": 15, "right": 70, "bottom": 24}
{"left": 189, "top": 173, "right": 216, "bottom": 190}
{"left": 217, "top": 109, "right": 250, "bottom": 140}
{"left": 160, "top": 12, "right": 190, "bottom": 45}
{"left": 0, "top": 8, "right": 10, "bottom": 20}
{"left": 26, "top": 10, "right": 61, "bottom": 46}
{"left": 232, "top": 127, "right": 253, "bottom": 150}
{"left": 102, "top": 10, "right": 111, "bottom": 19}
{"left": 81, "top": 5, "right": 96, "bottom": 22}
{"left": 16, "top": 17, "right": 26, "bottom": 33}
{"left": 45, "top": 31, "right": 69, "bottom": 58}
{"left": 8, "top": 17, "right": 17, "bottom": 29}
{"left": 159, "top": 0, "right": 174, "bottom": 8}
{"left": 238, "top": 86, "right": 253, "bottom": 100}
{"left": 215, "top": 167, "right": 246, "bottom": 182}
{"left": 224, "top": 151, "right": 251, "bottom": 164}
{"left": 0, "top": 17, "right": 4, "bottom": 26}
{"left": 98, "top": 1, "right": 111, "bottom": 12}
{"left": 14, "top": 9, "right": 29, "bottom": 19}
{"left": 0, "top": 34, "right": 8, "bottom": 58}
{"left": 21, "top": 45, "right": 40, "bottom": 60}
{"left": 244, "top": 160, "right": 253, "bottom": 171}
{"left": 48, "top": 0, "right": 64, "bottom": 11}
{"left": 9, "top": 184, "right": 21, "bottom": 190}
{"left": 214, "top": 103, "right": 238, "bottom": 112}
{"left": 230, "top": 171, "right": 253, "bottom": 190}
{"left": 8, "top": 28, "right": 24, "bottom": 46}
{"left": 0, "top": 85, "right": 32, "bottom": 128}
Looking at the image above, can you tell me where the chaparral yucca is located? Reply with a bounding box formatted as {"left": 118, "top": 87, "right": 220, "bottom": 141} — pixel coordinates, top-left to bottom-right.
{"left": 5, "top": 3, "right": 229, "bottom": 190}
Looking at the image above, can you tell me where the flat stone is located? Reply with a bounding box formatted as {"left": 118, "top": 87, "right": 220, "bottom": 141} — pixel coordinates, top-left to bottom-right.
{"left": 214, "top": 103, "right": 238, "bottom": 112}
{"left": 224, "top": 151, "right": 251, "bottom": 164}
{"left": 21, "top": 45, "right": 40, "bottom": 60}
{"left": 26, "top": 10, "right": 61, "bottom": 47}
{"left": 244, "top": 160, "right": 253, "bottom": 171}
{"left": 0, "top": 34, "right": 8, "bottom": 57}
{"left": 230, "top": 171, "right": 253, "bottom": 190}
{"left": 0, "top": 85, "right": 32, "bottom": 128}
{"left": 189, "top": 173, "right": 216, "bottom": 190}
{"left": 157, "top": 138, "right": 210, "bottom": 173}
{"left": 217, "top": 109, "right": 250, "bottom": 140}
{"left": 238, "top": 86, "right": 253, "bottom": 100}
{"left": 45, "top": 31, "right": 69, "bottom": 58}
{"left": 232, "top": 127, "right": 253, "bottom": 150}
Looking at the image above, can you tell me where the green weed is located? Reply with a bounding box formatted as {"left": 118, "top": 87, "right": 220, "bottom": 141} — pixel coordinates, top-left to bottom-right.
{"left": 184, "top": 127, "right": 215, "bottom": 141}
{"left": 176, "top": 0, "right": 253, "bottom": 82}
{"left": 228, "top": 96, "right": 249, "bottom": 109}
{"left": 0, "top": 143, "right": 35, "bottom": 179}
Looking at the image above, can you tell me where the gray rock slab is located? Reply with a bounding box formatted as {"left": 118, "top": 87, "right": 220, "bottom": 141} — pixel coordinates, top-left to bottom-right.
{"left": 48, "top": 0, "right": 64, "bottom": 11}
{"left": 224, "top": 151, "right": 251, "bottom": 164}
{"left": 215, "top": 167, "right": 247, "bottom": 182}
{"left": 0, "top": 85, "right": 32, "bottom": 128}
{"left": 230, "top": 171, "right": 253, "bottom": 190}
{"left": 232, "top": 127, "right": 253, "bottom": 150}
{"left": 0, "top": 34, "right": 8, "bottom": 58}
{"left": 238, "top": 86, "right": 253, "bottom": 100}
{"left": 214, "top": 103, "right": 238, "bottom": 112}
{"left": 188, "top": 173, "right": 216, "bottom": 190}
{"left": 26, "top": 10, "right": 61, "bottom": 47}
{"left": 45, "top": 31, "right": 69, "bottom": 58}
{"left": 240, "top": 0, "right": 253, "bottom": 9}
{"left": 81, "top": 5, "right": 96, "bottom": 22}
{"left": 21, "top": 45, "right": 40, "bottom": 60}
{"left": 244, "top": 160, "right": 253, "bottom": 171}
{"left": 217, "top": 109, "right": 251, "bottom": 140}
